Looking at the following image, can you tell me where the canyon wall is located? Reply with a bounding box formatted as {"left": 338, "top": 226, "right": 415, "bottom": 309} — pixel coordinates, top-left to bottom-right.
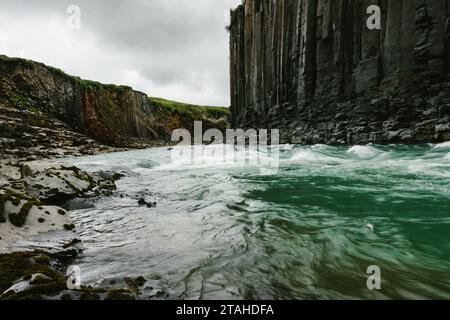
{"left": 229, "top": 0, "right": 450, "bottom": 144}
{"left": 0, "top": 56, "right": 228, "bottom": 147}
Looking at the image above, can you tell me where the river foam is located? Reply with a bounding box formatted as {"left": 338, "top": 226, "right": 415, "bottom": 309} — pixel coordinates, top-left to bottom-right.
{"left": 63, "top": 144, "right": 450, "bottom": 299}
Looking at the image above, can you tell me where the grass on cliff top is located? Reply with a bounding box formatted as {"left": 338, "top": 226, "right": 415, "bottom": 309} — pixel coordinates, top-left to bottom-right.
{"left": 0, "top": 54, "right": 228, "bottom": 118}
{"left": 150, "top": 97, "right": 229, "bottom": 117}
{"left": 0, "top": 55, "right": 132, "bottom": 92}
{"left": 48, "top": 67, "right": 132, "bottom": 92}
{"left": 0, "top": 55, "right": 34, "bottom": 69}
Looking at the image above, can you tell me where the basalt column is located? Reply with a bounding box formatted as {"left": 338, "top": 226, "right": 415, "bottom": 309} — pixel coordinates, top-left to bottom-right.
{"left": 229, "top": 0, "right": 450, "bottom": 144}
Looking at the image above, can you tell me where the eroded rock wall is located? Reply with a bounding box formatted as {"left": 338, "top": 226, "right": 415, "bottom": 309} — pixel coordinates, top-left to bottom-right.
{"left": 230, "top": 0, "right": 450, "bottom": 144}
{"left": 0, "top": 56, "right": 163, "bottom": 146}
{"left": 0, "top": 56, "right": 229, "bottom": 148}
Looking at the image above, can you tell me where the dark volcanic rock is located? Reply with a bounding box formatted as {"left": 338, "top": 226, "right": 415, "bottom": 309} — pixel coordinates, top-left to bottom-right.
{"left": 0, "top": 250, "right": 145, "bottom": 300}
{"left": 138, "top": 198, "right": 157, "bottom": 208}
{"left": 229, "top": 0, "right": 450, "bottom": 144}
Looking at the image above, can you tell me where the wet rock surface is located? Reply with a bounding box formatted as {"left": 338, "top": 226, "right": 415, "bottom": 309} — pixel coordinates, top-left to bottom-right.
{"left": 0, "top": 250, "right": 150, "bottom": 300}
{"left": 0, "top": 159, "right": 155, "bottom": 300}
{"left": 0, "top": 103, "right": 126, "bottom": 161}
{"left": 0, "top": 161, "right": 120, "bottom": 253}
{"left": 0, "top": 54, "right": 230, "bottom": 300}
{"left": 0, "top": 123, "right": 141, "bottom": 300}
{"left": 0, "top": 54, "right": 231, "bottom": 300}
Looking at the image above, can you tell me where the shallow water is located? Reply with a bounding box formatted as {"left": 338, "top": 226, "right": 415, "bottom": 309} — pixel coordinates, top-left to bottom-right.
{"left": 64, "top": 143, "right": 450, "bottom": 299}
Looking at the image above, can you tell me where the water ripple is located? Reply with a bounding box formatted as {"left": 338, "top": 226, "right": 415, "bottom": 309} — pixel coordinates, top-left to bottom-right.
{"left": 62, "top": 144, "right": 450, "bottom": 299}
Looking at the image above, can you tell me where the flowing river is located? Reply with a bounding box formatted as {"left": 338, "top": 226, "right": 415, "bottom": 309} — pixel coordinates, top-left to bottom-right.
{"left": 63, "top": 143, "right": 450, "bottom": 299}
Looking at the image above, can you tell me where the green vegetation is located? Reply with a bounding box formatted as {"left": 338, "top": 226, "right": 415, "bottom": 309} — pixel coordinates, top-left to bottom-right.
{"left": 8, "top": 93, "right": 37, "bottom": 112}
{"left": 148, "top": 97, "right": 230, "bottom": 137}
{"left": 150, "top": 97, "right": 229, "bottom": 118}
{"left": 79, "top": 292, "right": 101, "bottom": 300}
{"left": 0, "top": 190, "right": 41, "bottom": 227}
{"left": 46, "top": 65, "right": 132, "bottom": 92}
{"left": 8, "top": 200, "right": 38, "bottom": 227}
{"left": 106, "top": 289, "right": 135, "bottom": 300}
{"left": 0, "top": 55, "right": 132, "bottom": 93}
{"left": 0, "top": 198, "right": 5, "bottom": 223}
{"left": 12, "top": 197, "right": 21, "bottom": 206}
{"left": 40, "top": 64, "right": 107, "bottom": 91}
{"left": 0, "top": 251, "right": 66, "bottom": 298}
{"left": 124, "top": 276, "right": 147, "bottom": 295}
{"left": 0, "top": 55, "right": 35, "bottom": 68}
{"left": 1, "top": 54, "right": 230, "bottom": 147}
{"left": 0, "top": 240, "right": 144, "bottom": 300}
{"left": 76, "top": 78, "right": 132, "bottom": 92}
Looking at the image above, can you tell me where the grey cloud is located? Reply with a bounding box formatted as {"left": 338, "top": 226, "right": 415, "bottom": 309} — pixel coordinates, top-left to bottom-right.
{"left": 0, "top": 0, "right": 241, "bottom": 106}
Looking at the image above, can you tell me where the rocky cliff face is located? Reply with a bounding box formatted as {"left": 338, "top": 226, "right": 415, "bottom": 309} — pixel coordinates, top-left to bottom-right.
{"left": 0, "top": 55, "right": 229, "bottom": 150}
{"left": 229, "top": 0, "right": 450, "bottom": 144}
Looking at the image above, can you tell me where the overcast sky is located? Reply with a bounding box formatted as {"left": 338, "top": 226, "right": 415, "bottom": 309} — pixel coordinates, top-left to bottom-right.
{"left": 0, "top": 0, "right": 242, "bottom": 106}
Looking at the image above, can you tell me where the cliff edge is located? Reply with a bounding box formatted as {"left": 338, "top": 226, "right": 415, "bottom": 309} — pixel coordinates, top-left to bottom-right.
{"left": 0, "top": 55, "right": 229, "bottom": 154}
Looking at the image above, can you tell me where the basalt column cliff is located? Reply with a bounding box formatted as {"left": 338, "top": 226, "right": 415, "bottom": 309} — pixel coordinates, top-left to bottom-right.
{"left": 229, "top": 0, "right": 450, "bottom": 144}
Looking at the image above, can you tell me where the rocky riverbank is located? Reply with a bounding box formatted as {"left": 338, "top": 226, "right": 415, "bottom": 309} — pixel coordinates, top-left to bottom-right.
{"left": 0, "top": 250, "right": 148, "bottom": 300}
{"left": 0, "top": 154, "right": 144, "bottom": 299}
{"left": 0, "top": 100, "right": 163, "bottom": 299}
{"left": 0, "top": 54, "right": 230, "bottom": 300}
{"left": 0, "top": 89, "right": 126, "bottom": 299}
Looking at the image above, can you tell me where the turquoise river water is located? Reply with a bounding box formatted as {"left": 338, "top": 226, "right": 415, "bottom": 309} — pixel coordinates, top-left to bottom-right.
{"left": 64, "top": 143, "right": 450, "bottom": 299}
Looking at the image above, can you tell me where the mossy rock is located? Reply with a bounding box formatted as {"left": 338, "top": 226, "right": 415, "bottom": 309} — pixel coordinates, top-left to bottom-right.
{"left": 124, "top": 276, "right": 147, "bottom": 294}
{"left": 148, "top": 97, "right": 229, "bottom": 138}
{"left": 134, "top": 276, "right": 147, "bottom": 287}
{"left": 61, "top": 293, "right": 73, "bottom": 300}
{"left": 79, "top": 292, "right": 101, "bottom": 301}
{"left": 106, "top": 289, "right": 135, "bottom": 301}
{"left": 63, "top": 224, "right": 75, "bottom": 231}
{"left": 30, "top": 274, "right": 52, "bottom": 286}
{"left": 0, "top": 251, "right": 66, "bottom": 296}
{"left": 0, "top": 251, "right": 141, "bottom": 300}
{"left": 33, "top": 255, "right": 51, "bottom": 266}
{"left": 2, "top": 281, "right": 67, "bottom": 300}
{"left": 0, "top": 197, "right": 5, "bottom": 223}
{"left": 8, "top": 201, "right": 35, "bottom": 227}
{"left": 8, "top": 93, "right": 36, "bottom": 112}
{"left": 0, "top": 190, "right": 40, "bottom": 226}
